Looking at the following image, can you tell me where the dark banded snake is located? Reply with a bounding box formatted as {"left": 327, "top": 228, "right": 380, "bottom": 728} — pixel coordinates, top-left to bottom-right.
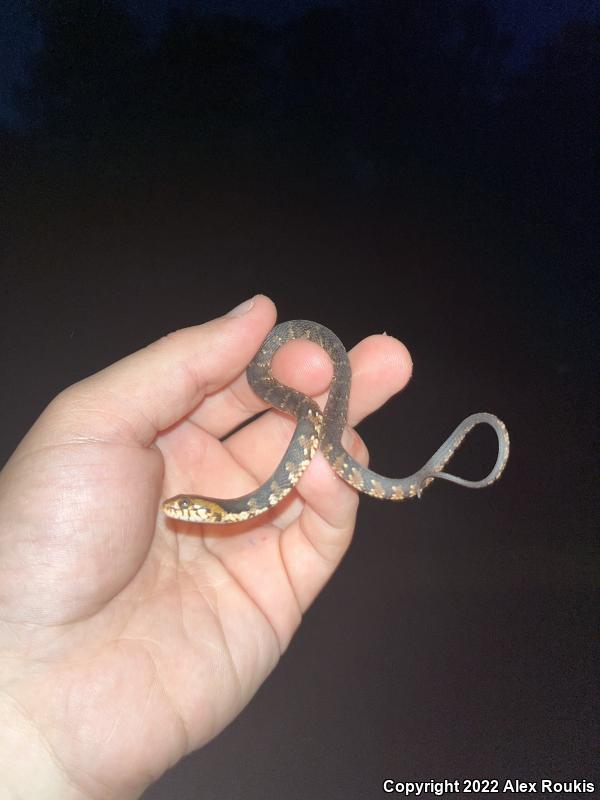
{"left": 162, "top": 320, "right": 509, "bottom": 524}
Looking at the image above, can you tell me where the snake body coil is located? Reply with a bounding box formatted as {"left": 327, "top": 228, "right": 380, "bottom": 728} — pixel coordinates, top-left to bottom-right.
{"left": 163, "top": 320, "right": 509, "bottom": 523}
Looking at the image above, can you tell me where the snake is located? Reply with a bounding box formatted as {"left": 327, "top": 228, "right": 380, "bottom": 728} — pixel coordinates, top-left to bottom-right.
{"left": 162, "top": 320, "right": 510, "bottom": 524}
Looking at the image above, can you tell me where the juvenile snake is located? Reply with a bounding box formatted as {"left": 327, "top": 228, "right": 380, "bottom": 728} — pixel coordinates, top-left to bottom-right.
{"left": 162, "top": 320, "right": 509, "bottom": 523}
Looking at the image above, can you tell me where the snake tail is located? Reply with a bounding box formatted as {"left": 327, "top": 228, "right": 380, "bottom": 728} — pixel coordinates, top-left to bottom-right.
{"left": 323, "top": 412, "right": 509, "bottom": 502}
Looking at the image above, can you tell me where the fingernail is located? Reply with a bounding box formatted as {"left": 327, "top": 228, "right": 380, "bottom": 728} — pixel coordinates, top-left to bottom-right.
{"left": 226, "top": 296, "right": 255, "bottom": 317}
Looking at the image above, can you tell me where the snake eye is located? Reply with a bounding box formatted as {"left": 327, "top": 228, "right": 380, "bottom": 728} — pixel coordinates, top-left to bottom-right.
{"left": 179, "top": 497, "right": 190, "bottom": 509}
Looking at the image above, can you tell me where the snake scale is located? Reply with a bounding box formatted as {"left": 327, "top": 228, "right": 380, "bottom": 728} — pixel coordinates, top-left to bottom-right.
{"left": 162, "top": 320, "right": 509, "bottom": 523}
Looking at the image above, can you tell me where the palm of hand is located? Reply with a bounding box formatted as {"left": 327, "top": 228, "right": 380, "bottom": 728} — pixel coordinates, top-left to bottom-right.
{"left": 0, "top": 300, "right": 410, "bottom": 798}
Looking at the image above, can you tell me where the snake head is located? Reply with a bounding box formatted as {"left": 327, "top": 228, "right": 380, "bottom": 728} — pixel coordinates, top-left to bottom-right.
{"left": 162, "top": 495, "right": 225, "bottom": 523}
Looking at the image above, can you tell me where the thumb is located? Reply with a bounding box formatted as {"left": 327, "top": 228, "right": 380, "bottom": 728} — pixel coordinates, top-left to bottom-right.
{"left": 11, "top": 295, "right": 276, "bottom": 461}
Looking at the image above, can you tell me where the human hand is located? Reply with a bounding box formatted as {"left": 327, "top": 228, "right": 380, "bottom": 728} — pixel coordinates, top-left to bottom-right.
{"left": 0, "top": 295, "right": 412, "bottom": 799}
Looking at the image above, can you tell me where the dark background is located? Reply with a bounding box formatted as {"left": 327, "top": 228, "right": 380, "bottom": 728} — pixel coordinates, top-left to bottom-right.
{"left": 1, "top": 1, "right": 598, "bottom": 798}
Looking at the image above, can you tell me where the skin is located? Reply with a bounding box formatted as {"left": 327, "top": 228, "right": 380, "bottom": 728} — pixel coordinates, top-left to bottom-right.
{"left": 0, "top": 295, "right": 412, "bottom": 799}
